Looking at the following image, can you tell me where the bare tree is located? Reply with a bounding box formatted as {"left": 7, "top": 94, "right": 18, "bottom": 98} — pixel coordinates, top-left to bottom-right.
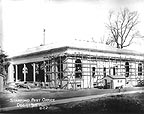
{"left": 106, "top": 8, "right": 140, "bottom": 49}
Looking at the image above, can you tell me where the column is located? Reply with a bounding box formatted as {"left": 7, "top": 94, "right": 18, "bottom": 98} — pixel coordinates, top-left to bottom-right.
{"left": 15, "top": 65, "right": 18, "bottom": 82}
{"left": 33, "top": 63, "right": 36, "bottom": 82}
{"left": 8, "top": 63, "right": 14, "bottom": 83}
{"left": 23, "top": 64, "right": 27, "bottom": 82}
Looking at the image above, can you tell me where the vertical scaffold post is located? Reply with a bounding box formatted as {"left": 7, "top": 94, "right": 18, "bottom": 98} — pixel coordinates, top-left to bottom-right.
{"left": 89, "top": 52, "right": 92, "bottom": 89}
{"left": 48, "top": 56, "right": 52, "bottom": 88}
{"left": 103, "top": 56, "right": 105, "bottom": 78}
{"left": 80, "top": 53, "right": 82, "bottom": 89}
{"left": 53, "top": 56, "right": 56, "bottom": 89}
{"left": 96, "top": 55, "right": 98, "bottom": 86}
{"left": 143, "top": 57, "right": 144, "bottom": 81}
{"left": 115, "top": 57, "right": 117, "bottom": 75}
{"left": 108, "top": 56, "right": 110, "bottom": 75}
{"left": 82, "top": 53, "right": 84, "bottom": 89}
{"left": 135, "top": 56, "right": 137, "bottom": 82}
{"left": 129, "top": 57, "right": 132, "bottom": 83}
{"left": 138, "top": 57, "right": 141, "bottom": 81}
{"left": 72, "top": 54, "right": 74, "bottom": 90}
{"left": 120, "top": 54, "right": 122, "bottom": 76}
{"left": 60, "top": 56, "right": 62, "bottom": 88}
{"left": 44, "top": 60, "right": 47, "bottom": 83}
{"left": 74, "top": 52, "right": 76, "bottom": 90}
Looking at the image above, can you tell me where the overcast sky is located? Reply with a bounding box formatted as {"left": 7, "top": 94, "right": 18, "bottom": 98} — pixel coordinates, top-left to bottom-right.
{"left": 2, "top": 0, "right": 144, "bottom": 56}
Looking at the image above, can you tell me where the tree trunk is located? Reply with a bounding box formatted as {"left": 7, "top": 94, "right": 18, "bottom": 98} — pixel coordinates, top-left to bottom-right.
{"left": 0, "top": 75, "right": 3, "bottom": 92}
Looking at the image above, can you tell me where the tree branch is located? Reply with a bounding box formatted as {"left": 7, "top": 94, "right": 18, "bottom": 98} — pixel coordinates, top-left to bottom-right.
{"left": 105, "top": 8, "right": 139, "bottom": 49}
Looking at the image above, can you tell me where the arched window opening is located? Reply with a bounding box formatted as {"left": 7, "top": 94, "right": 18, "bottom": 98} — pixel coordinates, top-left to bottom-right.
{"left": 113, "top": 67, "right": 116, "bottom": 75}
{"left": 138, "top": 63, "right": 142, "bottom": 76}
{"left": 75, "top": 59, "right": 82, "bottom": 78}
{"left": 125, "top": 62, "right": 129, "bottom": 77}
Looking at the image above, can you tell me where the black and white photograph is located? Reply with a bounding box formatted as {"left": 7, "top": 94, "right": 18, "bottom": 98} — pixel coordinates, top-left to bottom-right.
{"left": 1, "top": 0, "right": 144, "bottom": 114}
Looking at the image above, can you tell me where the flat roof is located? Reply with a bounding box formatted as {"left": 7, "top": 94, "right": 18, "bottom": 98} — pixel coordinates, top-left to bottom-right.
{"left": 10, "top": 40, "right": 144, "bottom": 59}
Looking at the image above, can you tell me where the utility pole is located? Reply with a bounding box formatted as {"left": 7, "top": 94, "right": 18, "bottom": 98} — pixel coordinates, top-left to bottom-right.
{"left": 43, "top": 28, "right": 46, "bottom": 45}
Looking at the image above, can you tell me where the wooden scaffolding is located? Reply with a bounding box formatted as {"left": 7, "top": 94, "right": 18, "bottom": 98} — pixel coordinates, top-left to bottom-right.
{"left": 40, "top": 52, "right": 144, "bottom": 90}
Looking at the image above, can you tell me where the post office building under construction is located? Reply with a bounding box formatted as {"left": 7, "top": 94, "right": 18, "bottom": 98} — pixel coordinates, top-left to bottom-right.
{"left": 7, "top": 40, "right": 144, "bottom": 90}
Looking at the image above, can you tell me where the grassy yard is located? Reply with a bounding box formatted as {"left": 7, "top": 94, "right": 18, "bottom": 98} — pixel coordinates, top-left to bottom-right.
{"left": 4, "top": 92, "right": 144, "bottom": 114}
{"left": 57, "top": 94, "right": 144, "bottom": 114}
{"left": 0, "top": 88, "right": 118, "bottom": 108}
{"left": 1, "top": 87, "right": 143, "bottom": 108}
{"left": 48, "top": 93, "right": 144, "bottom": 114}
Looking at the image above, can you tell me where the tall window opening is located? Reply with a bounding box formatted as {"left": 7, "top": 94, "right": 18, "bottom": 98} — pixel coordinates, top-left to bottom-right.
{"left": 26, "top": 63, "right": 33, "bottom": 82}
{"left": 46, "top": 60, "right": 52, "bottom": 82}
{"left": 113, "top": 67, "right": 116, "bottom": 75}
{"left": 138, "top": 63, "right": 142, "bottom": 76}
{"left": 103, "top": 67, "right": 106, "bottom": 77}
{"left": 57, "top": 58, "right": 63, "bottom": 79}
{"left": 75, "top": 59, "right": 82, "bottom": 78}
{"left": 125, "top": 62, "right": 129, "bottom": 77}
{"left": 92, "top": 67, "right": 96, "bottom": 78}
{"left": 18, "top": 64, "right": 24, "bottom": 81}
